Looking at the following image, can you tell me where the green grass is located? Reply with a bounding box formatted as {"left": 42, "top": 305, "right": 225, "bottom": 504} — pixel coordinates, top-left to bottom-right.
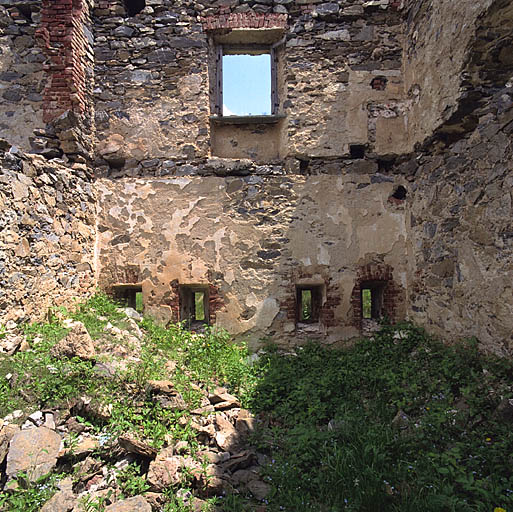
{"left": 247, "top": 325, "right": 513, "bottom": 511}
{"left": 0, "top": 473, "right": 61, "bottom": 512}
{"left": 1, "top": 295, "right": 513, "bottom": 511}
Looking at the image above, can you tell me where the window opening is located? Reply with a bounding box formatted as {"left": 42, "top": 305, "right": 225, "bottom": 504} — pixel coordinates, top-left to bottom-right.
{"left": 214, "top": 41, "right": 281, "bottom": 117}
{"left": 362, "top": 288, "right": 372, "bottom": 319}
{"left": 350, "top": 145, "right": 365, "bottom": 159}
{"left": 113, "top": 285, "right": 143, "bottom": 313}
{"left": 223, "top": 53, "right": 271, "bottom": 116}
{"left": 361, "top": 281, "right": 386, "bottom": 320}
{"left": 180, "top": 286, "right": 209, "bottom": 328}
{"left": 123, "top": 0, "right": 145, "bottom": 17}
{"left": 296, "top": 285, "right": 322, "bottom": 324}
{"left": 194, "top": 291, "right": 206, "bottom": 322}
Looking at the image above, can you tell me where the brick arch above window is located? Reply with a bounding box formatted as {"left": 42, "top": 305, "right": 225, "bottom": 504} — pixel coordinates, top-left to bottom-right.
{"left": 350, "top": 263, "right": 404, "bottom": 330}
{"left": 201, "top": 12, "right": 288, "bottom": 32}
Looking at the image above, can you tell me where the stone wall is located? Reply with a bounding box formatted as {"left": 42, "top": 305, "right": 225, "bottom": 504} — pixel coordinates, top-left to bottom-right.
{"left": 96, "top": 173, "right": 409, "bottom": 348}
{"left": 0, "top": 2, "right": 46, "bottom": 152}
{"left": 0, "top": 143, "right": 96, "bottom": 326}
{"left": 93, "top": 0, "right": 409, "bottom": 176}
{"left": 93, "top": 0, "right": 211, "bottom": 173}
{"left": 407, "top": 86, "right": 513, "bottom": 356}
{"left": 1, "top": 0, "right": 513, "bottom": 354}
{"left": 402, "top": 0, "right": 508, "bottom": 150}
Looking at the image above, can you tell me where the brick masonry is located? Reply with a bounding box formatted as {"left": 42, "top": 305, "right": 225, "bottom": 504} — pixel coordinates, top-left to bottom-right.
{"left": 37, "top": 0, "right": 93, "bottom": 123}
{"left": 201, "top": 12, "right": 288, "bottom": 31}
{"left": 159, "top": 280, "right": 225, "bottom": 326}
{"left": 350, "top": 263, "right": 404, "bottom": 329}
{"left": 280, "top": 275, "right": 342, "bottom": 329}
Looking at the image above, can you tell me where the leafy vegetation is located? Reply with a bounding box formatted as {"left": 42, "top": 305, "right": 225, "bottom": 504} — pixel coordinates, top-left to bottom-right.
{"left": 247, "top": 325, "right": 513, "bottom": 511}
{"left": 0, "top": 295, "right": 512, "bottom": 511}
{"left": 0, "top": 473, "right": 60, "bottom": 512}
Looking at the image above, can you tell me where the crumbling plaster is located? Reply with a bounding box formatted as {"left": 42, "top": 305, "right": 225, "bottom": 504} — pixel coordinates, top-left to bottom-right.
{"left": 96, "top": 175, "right": 408, "bottom": 348}
{"left": 1, "top": 0, "right": 512, "bottom": 355}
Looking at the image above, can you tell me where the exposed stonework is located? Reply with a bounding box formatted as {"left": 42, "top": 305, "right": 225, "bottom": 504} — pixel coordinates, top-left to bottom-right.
{"left": 407, "top": 86, "right": 513, "bottom": 356}
{"left": 403, "top": 0, "right": 513, "bottom": 150}
{"left": 0, "top": 2, "right": 46, "bottom": 151}
{"left": 1, "top": 0, "right": 513, "bottom": 354}
{"left": 0, "top": 143, "right": 96, "bottom": 326}
{"left": 92, "top": 0, "right": 409, "bottom": 176}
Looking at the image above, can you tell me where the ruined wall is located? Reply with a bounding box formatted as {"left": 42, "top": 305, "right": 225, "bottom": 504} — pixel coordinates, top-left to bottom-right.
{"left": 0, "top": 2, "right": 46, "bottom": 152}
{"left": 403, "top": 0, "right": 513, "bottom": 355}
{"left": 407, "top": 86, "right": 513, "bottom": 356}
{"left": 93, "top": 0, "right": 409, "bottom": 176}
{"left": 285, "top": 0, "right": 406, "bottom": 159}
{"left": 96, "top": 174, "right": 408, "bottom": 348}
{"left": 2, "top": 0, "right": 513, "bottom": 354}
{"left": 0, "top": 143, "right": 96, "bottom": 326}
{"left": 93, "top": 0, "right": 210, "bottom": 172}
{"left": 402, "top": 0, "right": 509, "bottom": 150}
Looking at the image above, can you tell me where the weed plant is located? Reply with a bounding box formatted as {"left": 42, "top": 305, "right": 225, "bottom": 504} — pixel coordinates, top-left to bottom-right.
{"left": 0, "top": 294, "right": 256, "bottom": 511}
{"left": 247, "top": 324, "right": 513, "bottom": 511}
{"left": 1, "top": 295, "right": 512, "bottom": 511}
{"left": 0, "top": 473, "right": 60, "bottom": 512}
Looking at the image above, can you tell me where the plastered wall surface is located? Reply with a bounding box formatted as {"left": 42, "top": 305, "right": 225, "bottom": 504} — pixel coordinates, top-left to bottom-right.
{"left": 96, "top": 174, "right": 408, "bottom": 348}
{"left": 0, "top": 0, "right": 512, "bottom": 354}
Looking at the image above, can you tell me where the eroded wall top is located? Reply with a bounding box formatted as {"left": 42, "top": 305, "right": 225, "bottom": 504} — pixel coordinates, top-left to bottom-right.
{"left": 403, "top": 0, "right": 513, "bottom": 150}
{"left": 93, "top": 0, "right": 409, "bottom": 176}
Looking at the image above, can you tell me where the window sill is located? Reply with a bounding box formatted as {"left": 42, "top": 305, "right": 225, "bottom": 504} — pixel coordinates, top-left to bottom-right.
{"left": 296, "top": 322, "right": 321, "bottom": 331}
{"left": 210, "top": 114, "right": 286, "bottom": 125}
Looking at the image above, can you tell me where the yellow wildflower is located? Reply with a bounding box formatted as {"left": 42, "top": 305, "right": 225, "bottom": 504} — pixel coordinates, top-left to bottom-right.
{"left": 494, "top": 508, "right": 506, "bottom": 512}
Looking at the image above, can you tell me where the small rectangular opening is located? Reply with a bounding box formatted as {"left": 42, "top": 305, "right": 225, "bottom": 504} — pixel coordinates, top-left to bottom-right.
{"left": 113, "top": 285, "right": 143, "bottom": 313}
{"left": 300, "top": 289, "right": 312, "bottom": 322}
{"left": 362, "top": 288, "right": 372, "bottom": 319}
{"left": 361, "top": 281, "right": 386, "bottom": 320}
{"left": 350, "top": 145, "right": 366, "bottom": 159}
{"left": 296, "top": 285, "right": 322, "bottom": 324}
{"left": 222, "top": 52, "right": 272, "bottom": 116}
{"left": 194, "top": 291, "right": 206, "bottom": 322}
{"left": 180, "top": 285, "right": 209, "bottom": 328}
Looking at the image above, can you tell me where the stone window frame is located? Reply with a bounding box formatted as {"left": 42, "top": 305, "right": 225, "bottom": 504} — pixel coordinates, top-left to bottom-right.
{"left": 206, "top": 23, "right": 287, "bottom": 124}
{"left": 212, "top": 41, "right": 282, "bottom": 119}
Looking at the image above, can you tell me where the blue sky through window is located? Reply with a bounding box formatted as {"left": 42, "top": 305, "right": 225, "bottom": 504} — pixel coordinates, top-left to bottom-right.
{"left": 222, "top": 54, "right": 271, "bottom": 116}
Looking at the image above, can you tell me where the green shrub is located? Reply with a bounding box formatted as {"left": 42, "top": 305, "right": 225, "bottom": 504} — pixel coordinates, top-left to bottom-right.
{"left": 248, "top": 324, "right": 513, "bottom": 511}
